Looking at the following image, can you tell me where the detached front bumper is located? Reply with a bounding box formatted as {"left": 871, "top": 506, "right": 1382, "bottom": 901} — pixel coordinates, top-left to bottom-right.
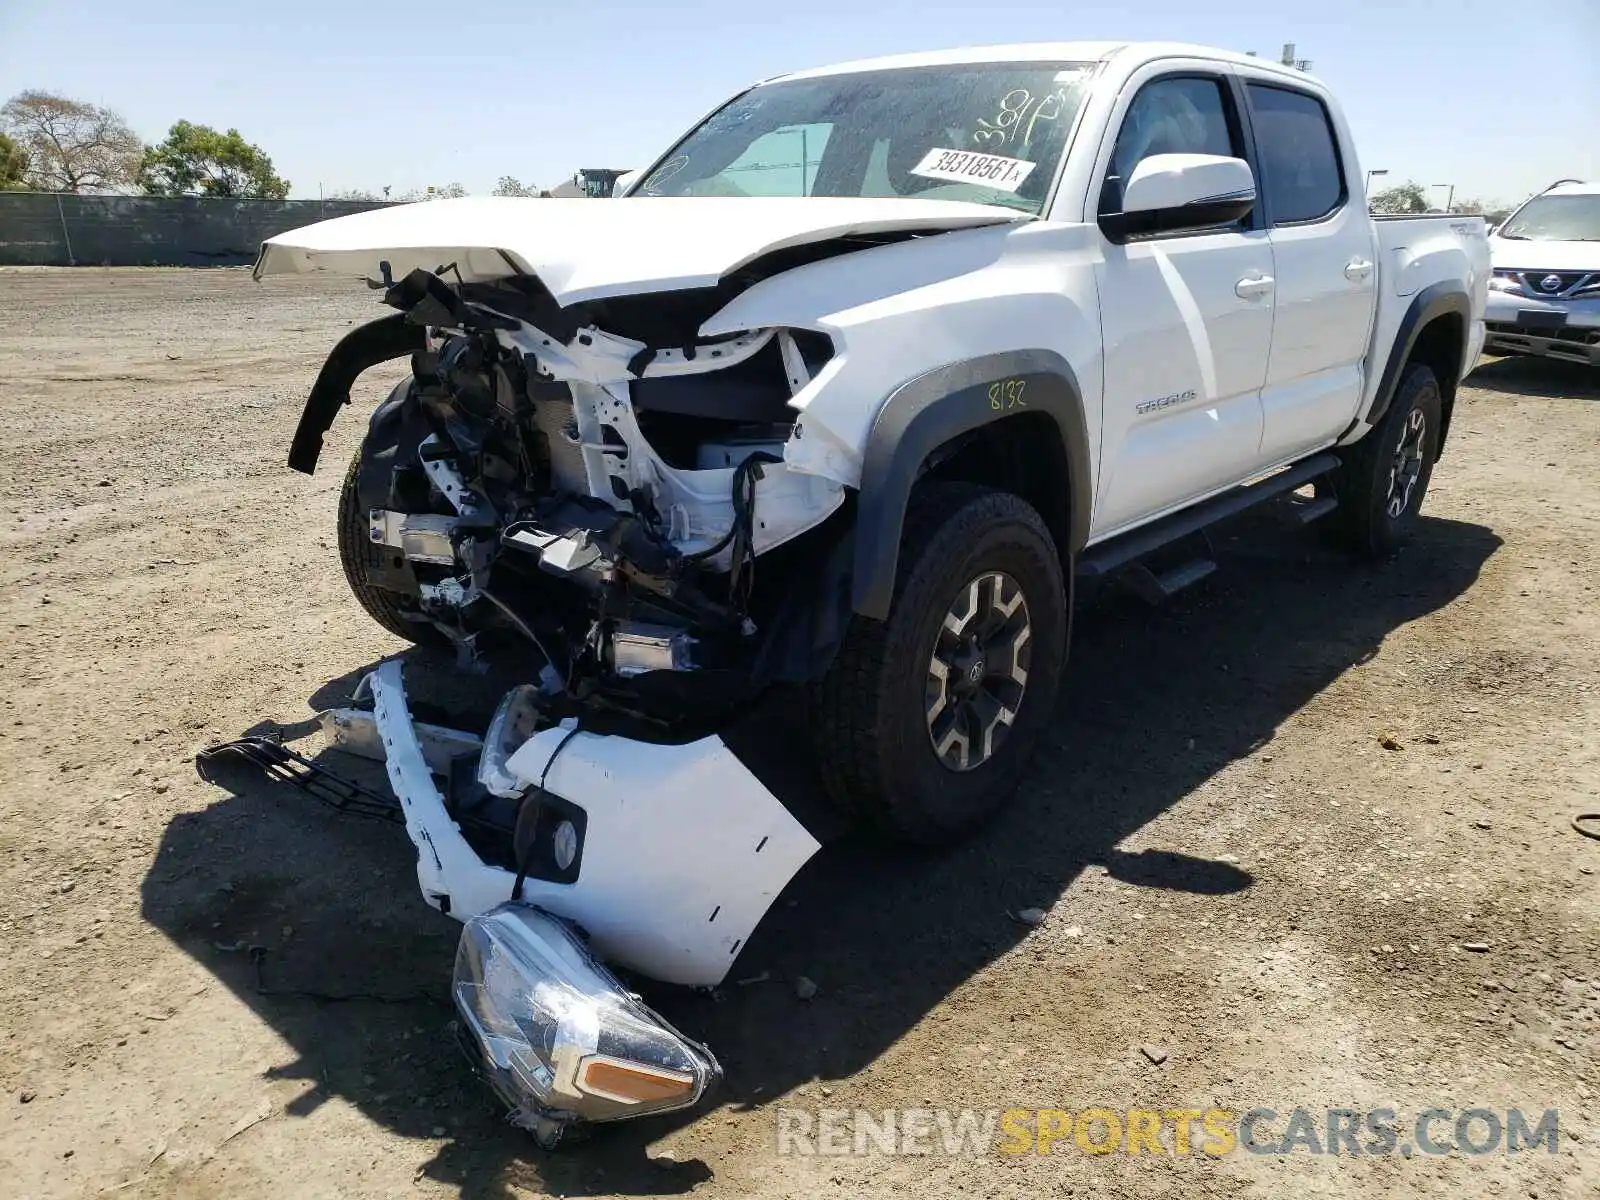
{"left": 1484, "top": 292, "right": 1600, "bottom": 365}
{"left": 363, "top": 659, "right": 820, "bottom": 987}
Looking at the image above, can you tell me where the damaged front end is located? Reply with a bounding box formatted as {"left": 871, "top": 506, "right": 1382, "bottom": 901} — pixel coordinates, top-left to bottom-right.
{"left": 251, "top": 196, "right": 1019, "bottom": 1138}
{"left": 262, "top": 196, "right": 1022, "bottom": 721}
{"left": 265, "top": 241, "right": 875, "bottom": 1137}
{"left": 321, "top": 260, "right": 853, "bottom": 731}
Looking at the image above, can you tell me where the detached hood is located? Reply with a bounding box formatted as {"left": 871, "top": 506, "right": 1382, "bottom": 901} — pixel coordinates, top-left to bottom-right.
{"left": 253, "top": 195, "right": 1023, "bottom": 307}
{"left": 1488, "top": 235, "right": 1600, "bottom": 273}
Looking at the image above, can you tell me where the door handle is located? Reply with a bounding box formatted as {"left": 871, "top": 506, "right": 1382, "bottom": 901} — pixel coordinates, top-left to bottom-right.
{"left": 1235, "top": 274, "right": 1275, "bottom": 299}
{"left": 1344, "top": 258, "right": 1374, "bottom": 281}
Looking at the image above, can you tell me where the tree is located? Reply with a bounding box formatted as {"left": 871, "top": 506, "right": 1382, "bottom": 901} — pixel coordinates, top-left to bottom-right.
{"left": 0, "top": 90, "right": 143, "bottom": 192}
{"left": 0, "top": 132, "right": 27, "bottom": 190}
{"left": 1369, "top": 181, "right": 1428, "bottom": 215}
{"left": 392, "top": 182, "right": 468, "bottom": 202}
{"left": 325, "top": 187, "right": 380, "bottom": 201}
{"left": 493, "top": 175, "right": 539, "bottom": 197}
{"left": 137, "top": 121, "right": 289, "bottom": 199}
{"left": 1452, "top": 198, "right": 1512, "bottom": 224}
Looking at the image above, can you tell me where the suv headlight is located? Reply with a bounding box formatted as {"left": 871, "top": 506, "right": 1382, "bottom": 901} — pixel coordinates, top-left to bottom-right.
{"left": 1488, "top": 271, "right": 1525, "bottom": 294}
{"left": 453, "top": 904, "right": 719, "bottom": 1135}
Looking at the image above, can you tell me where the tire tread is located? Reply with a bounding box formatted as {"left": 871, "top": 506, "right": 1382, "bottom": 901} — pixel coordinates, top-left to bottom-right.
{"left": 812, "top": 482, "right": 1064, "bottom": 842}
{"left": 1327, "top": 362, "right": 1441, "bottom": 557}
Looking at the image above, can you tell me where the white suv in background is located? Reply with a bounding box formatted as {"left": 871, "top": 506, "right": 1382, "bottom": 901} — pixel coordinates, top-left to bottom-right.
{"left": 1485, "top": 179, "right": 1600, "bottom": 365}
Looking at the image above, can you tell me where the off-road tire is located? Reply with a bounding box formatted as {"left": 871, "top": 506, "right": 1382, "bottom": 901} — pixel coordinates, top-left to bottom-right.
{"left": 336, "top": 450, "right": 447, "bottom": 646}
{"left": 811, "top": 483, "right": 1068, "bottom": 844}
{"left": 1327, "top": 361, "right": 1443, "bottom": 556}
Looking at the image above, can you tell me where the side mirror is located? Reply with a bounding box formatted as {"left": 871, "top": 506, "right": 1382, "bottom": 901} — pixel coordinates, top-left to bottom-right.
{"left": 1099, "top": 153, "right": 1256, "bottom": 243}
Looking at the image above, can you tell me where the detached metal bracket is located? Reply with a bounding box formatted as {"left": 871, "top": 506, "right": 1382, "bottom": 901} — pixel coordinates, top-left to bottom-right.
{"left": 196, "top": 736, "right": 402, "bottom": 824}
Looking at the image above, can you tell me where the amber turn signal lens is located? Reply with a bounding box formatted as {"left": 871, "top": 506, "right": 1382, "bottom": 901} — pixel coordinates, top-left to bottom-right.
{"left": 580, "top": 1056, "right": 697, "bottom": 1104}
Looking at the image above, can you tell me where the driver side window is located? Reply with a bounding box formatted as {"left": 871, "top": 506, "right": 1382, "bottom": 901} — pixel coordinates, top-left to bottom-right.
{"left": 1108, "top": 76, "right": 1239, "bottom": 183}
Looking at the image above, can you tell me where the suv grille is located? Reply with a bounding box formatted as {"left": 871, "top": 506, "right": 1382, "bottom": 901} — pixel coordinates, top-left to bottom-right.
{"left": 1513, "top": 271, "right": 1598, "bottom": 298}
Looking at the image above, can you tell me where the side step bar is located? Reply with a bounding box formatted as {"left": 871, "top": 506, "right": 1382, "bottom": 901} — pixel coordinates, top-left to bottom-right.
{"left": 1078, "top": 452, "right": 1341, "bottom": 590}
{"left": 1119, "top": 557, "right": 1218, "bottom": 603}
{"left": 1289, "top": 494, "right": 1339, "bottom": 525}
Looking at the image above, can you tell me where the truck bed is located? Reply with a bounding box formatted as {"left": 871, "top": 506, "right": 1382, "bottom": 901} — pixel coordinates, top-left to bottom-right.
{"left": 1354, "top": 214, "right": 1490, "bottom": 431}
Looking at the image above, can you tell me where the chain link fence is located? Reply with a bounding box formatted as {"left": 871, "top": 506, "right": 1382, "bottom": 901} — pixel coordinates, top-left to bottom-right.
{"left": 0, "top": 192, "right": 395, "bottom": 267}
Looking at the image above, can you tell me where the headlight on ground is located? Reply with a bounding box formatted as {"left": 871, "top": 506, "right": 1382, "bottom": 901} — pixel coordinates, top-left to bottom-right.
{"left": 453, "top": 904, "right": 719, "bottom": 1136}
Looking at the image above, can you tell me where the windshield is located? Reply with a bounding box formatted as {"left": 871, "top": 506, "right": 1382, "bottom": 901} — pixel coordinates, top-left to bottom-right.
{"left": 633, "top": 62, "right": 1098, "bottom": 215}
{"left": 1499, "top": 193, "right": 1600, "bottom": 241}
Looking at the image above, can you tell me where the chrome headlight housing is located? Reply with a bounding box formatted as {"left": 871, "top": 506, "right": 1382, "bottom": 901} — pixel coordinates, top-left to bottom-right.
{"left": 453, "top": 904, "right": 719, "bottom": 1135}
{"left": 477, "top": 684, "right": 547, "bottom": 798}
{"left": 1488, "top": 270, "right": 1525, "bottom": 295}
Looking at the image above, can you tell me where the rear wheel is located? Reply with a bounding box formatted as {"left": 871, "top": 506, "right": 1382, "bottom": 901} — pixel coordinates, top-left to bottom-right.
{"left": 1327, "top": 361, "right": 1443, "bottom": 556}
{"left": 811, "top": 483, "right": 1068, "bottom": 844}
{"left": 336, "top": 449, "right": 447, "bottom": 646}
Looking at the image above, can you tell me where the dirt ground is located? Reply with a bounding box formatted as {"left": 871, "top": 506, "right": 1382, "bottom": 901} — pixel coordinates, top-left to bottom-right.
{"left": 0, "top": 266, "right": 1595, "bottom": 1200}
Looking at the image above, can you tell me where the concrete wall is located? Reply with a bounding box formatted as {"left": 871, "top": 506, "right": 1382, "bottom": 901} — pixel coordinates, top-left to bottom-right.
{"left": 0, "top": 193, "right": 395, "bottom": 268}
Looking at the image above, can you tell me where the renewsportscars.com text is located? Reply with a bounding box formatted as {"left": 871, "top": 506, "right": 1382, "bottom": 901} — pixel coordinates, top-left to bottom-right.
{"left": 775, "top": 1106, "right": 1561, "bottom": 1158}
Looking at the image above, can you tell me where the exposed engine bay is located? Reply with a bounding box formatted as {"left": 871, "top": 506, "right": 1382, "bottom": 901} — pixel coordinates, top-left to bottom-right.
{"left": 338, "top": 263, "right": 859, "bottom": 733}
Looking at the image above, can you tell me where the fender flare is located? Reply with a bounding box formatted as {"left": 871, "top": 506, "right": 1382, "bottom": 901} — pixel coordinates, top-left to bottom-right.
{"left": 1358, "top": 282, "right": 1471, "bottom": 441}
{"left": 288, "top": 314, "right": 425, "bottom": 475}
{"left": 850, "top": 350, "right": 1092, "bottom": 620}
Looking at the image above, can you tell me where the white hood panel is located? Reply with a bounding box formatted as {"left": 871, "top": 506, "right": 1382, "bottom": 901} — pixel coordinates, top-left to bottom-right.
{"left": 254, "top": 195, "right": 1022, "bottom": 306}
{"left": 1488, "top": 236, "right": 1600, "bottom": 273}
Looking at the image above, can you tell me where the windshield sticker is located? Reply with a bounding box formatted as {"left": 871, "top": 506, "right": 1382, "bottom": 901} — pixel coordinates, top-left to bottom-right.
{"left": 975, "top": 86, "right": 1079, "bottom": 150}
{"left": 910, "top": 148, "right": 1036, "bottom": 192}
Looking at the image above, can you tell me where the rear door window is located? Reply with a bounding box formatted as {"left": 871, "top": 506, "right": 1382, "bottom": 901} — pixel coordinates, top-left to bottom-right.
{"left": 1245, "top": 84, "right": 1346, "bottom": 224}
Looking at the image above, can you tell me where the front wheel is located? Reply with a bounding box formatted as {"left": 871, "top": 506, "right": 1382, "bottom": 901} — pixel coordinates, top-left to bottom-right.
{"left": 336, "top": 450, "right": 448, "bottom": 646}
{"left": 810, "top": 483, "right": 1068, "bottom": 844}
{"left": 1327, "top": 361, "right": 1443, "bottom": 556}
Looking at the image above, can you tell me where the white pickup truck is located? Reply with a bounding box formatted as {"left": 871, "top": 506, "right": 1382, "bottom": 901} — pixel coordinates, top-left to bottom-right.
{"left": 250, "top": 41, "right": 1488, "bottom": 1139}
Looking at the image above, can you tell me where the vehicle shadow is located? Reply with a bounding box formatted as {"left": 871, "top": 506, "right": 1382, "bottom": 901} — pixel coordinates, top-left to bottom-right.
{"left": 1467, "top": 354, "right": 1600, "bottom": 399}
{"left": 148, "top": 507, "right": 1500, "bottom": 1197}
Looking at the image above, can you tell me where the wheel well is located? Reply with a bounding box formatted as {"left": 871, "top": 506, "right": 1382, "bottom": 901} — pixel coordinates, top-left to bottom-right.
{"left": 850, "top": 355, "right": 1089, "bottom": 619}
{"left": 919, "top": 412, "right": 1073, "bottom": 561}
{"left": 1406, "top": 314, "right": 1465, "bottom": 454}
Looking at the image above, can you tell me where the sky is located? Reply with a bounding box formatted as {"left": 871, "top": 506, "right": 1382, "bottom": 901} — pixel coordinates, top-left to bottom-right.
{"left": 2, "top": 1, "right": 1596, "bottom": 206}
